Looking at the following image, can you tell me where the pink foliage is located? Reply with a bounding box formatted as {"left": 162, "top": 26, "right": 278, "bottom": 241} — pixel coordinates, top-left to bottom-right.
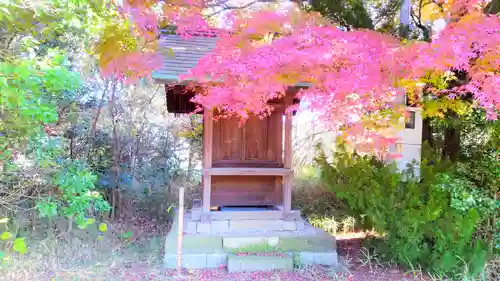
{"left": 101, "top": 52, "right": 164, "bottom": 85}
{"left": 102, "top": 0, "right": 499, "bottom": 152}
{"left": 413, "top": 13, "right": 500, "bottom": 119}
{"left": 181, "top": 8, "right": 499, "bottom": 152}
{"left": 119, "top": 0, "right": 159, "bottom": 40}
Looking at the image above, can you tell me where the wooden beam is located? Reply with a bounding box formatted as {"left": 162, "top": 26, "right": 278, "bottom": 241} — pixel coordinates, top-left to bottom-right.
{"left": 202, "top": 108, "right": 213, "bottom": 213}
{"left": 274, "top": 176, "right": 282, "bottom": 205}
{"left": 282, "top": 174, "right": 292, "bottom": 213}
{"left": 212, "top": 160, "right": 282, "bottom": 168}
{"left": 283, "top": 102, "right": 293, "bottom": 169}
{"left": 283, "top": 92, "right": 294, "bottom": 213}
{"left": 204, "top": 168, "right": 292, "bottom": 176}
{"left": 202, "top": 174, "right": 211, "bottom": 212}
{"left": 203, "top": 108, "right": 213, "bottom": 169}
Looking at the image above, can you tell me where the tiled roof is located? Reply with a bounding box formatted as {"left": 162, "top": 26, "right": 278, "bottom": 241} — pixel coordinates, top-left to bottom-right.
{"left": 152, "top": 30, "right": 311, "bottom": 88}
{"left": 152, "top": 34, "right": 218, "bottom": 83}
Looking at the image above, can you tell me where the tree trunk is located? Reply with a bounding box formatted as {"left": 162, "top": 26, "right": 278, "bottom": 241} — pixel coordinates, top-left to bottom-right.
{"left": 399, "top": 0, "right": 411, "bottom": 38}
{"left": 442, "top": 120, "right": 461, "bottom": 161}
{"left": 85, "top": 79, "right": 109, "bottom": 160}
{"left": 187, "top": 137, "right": 196, "bottom": 179}
{"left": 69, "top": 122, "right": 76, "bottom": 159}
{"left": 422, "top": 118, "right": 434, "bottom": 148}
{"left": 108, "top": 80, "right": 121, "bottom": 219}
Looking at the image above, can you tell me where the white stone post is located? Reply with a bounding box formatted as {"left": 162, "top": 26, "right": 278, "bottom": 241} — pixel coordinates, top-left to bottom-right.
{"left": 176, "top": 186, "right": 185, "bottom": 276}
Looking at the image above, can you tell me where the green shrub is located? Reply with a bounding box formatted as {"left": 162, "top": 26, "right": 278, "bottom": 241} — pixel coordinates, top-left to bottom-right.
{"left": 293, "top": 166, "right": 345, "bottom": 217}
{"left": 455, "top": 149, "right": 500, "bottom": 254}
{"left": 37, "top": 160, "right": 111, "bottom": 230}
{"left": 316, "top": 145, "right": 497, "bottom": 277}
{"left": 292, "top": 165, "right": 364, "bottom": 232}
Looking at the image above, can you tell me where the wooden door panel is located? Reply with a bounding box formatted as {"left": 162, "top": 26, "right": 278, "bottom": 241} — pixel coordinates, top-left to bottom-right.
{"left": 211, "top": 176, "right": 278, "bottom": 206}
{"left": 211, "top": 108, "right": 284, "bottom": 165}
{"left": 244, "top": 116, "right": 268, "bottom": 160}
{"left": 218, "top": 116, "right": 242, "bottom": 160}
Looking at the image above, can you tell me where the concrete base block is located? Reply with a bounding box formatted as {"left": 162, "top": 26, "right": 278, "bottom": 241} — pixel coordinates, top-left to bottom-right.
{"left": 165, "top": 234, "right": 223, "bottom": 254}
{"left": 227, "top": 254, "right": 294, "bottom": 273}
{"left": 197, "top": 222, "right": 211, "bottom": 234}
{"left": 164, "top": 254, "right": 207, "bottom": 269}
{"left": 230, "top": 220, "right": 284, "bottom": 231}
{"left": 211, "top": 220, "right": 229, "bottom": 233}
{"left": 297, "top": 252, "right": 315, "bottom": 265}
{"left": 268, "top": 237, "right": 279, "bottom": 248}
{"left": 206, "top": 253, "right": 228, "bottom": 268}
{"left": 278, "top": 235, "right": 336, "bottom": 252}
{"left": 295, "top": 252, "right": 338, "bottom": 266}
{"left": 191, "top": 208, "right": 201, "bottom": 221}
{"left": 186, "top": 221, "right": 197, "bottom": 234}
{"left": 295, "top": 220, "right": 305, "bottom": 230}
{"left": 314, "top": 252, "right": 338, "bottom": 266}
{"left": 223, "top": 237, "right": 268, "bottom": 252}
{"left": 200, "top": 213, "right": 211, "bottom": 223}
{"left": 283, "top": 220, "right": 297, "bottom": 231}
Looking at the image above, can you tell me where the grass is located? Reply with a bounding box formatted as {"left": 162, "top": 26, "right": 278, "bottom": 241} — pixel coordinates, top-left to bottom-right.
{"left": 0, "top": 218, "right": 168, "bottom": 281}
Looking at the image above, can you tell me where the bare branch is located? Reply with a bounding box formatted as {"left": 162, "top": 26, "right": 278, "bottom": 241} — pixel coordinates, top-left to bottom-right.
{"left": 204, "top": 0, "right": 263, "bottom": 18}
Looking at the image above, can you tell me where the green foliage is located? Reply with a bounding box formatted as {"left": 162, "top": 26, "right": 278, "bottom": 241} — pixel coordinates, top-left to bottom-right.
{"left": 307, "top": 0, "right": 374, "bottom": 29}
{"left": 36, "top": 197, "right": 58, "bottom": 219}
{"left": 0, "top": 0, "right": 114, "bottom": 61}
{"left": 0, "top": 229, "right": 27, "bottom": 255}
{"left": 119, "top": 231, "right": 133, "bottom": 240}
{"left": 454, "top": 149, "right": 500, "bottom": 254}
{"left": 0, "top": 53, "right": 80, "bottom": 156}
{"left": 37, "top": 160, "right": 111, "bottom": 229}
{"left": 316, "top": 144, "right": 497, "bottom": 277}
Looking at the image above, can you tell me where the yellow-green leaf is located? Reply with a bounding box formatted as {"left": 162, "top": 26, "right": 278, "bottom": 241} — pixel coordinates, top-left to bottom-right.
{"left": 98, "top": 223, "right": 108, "bottom": 232}
{"left": 87, "top": 218, "right": 95, "bottom": 225}
{"left": 166, "top": 47, "right": 175, "bottom": 58}
{"left": 13, "top": 238, "right": 27, "bottom": 254}
{"left": 0, "top": 232, "right": 12, "bottom": 240}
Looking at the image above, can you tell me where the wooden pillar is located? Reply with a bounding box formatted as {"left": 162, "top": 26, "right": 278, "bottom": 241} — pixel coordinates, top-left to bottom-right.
{"left": 283, "top": 96, "right": 293, "bottom": 213}
{"left": 203, "top": 108, "right": 213, "bottom": 213}
{"left": 284, "top": 111, "right": 292, "bottom": 169}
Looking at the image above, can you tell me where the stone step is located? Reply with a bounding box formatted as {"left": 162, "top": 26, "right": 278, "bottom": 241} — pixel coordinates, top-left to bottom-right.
{"left": 164, "top": 251, "right": 339, "bottom": 269}
{"left": 227, "top": 254, "right": 294, "bottom": 273}
{"left": 210, "top": 210, "right": 302, "bottom": 221}
{"left": 189, "top": 219, "right": 306, "bottom": 234}
{"left": 164, "top": 232, "right": 337, "bottom": 255}
{"left": 229, "top": 219, "right": 284, "bottom": 231}
{"left": 164, "top": 253, "right": 227, "bottom": 269}
{"left": 296, "top": 251, "right": 338, "bottom": 267}
{"left": 222, "top": 235, "right": 336, "bottom": 253}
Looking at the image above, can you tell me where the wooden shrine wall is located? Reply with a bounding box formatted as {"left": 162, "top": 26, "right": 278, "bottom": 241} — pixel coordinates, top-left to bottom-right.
{"left": 211, "top": 176, "right": 283, "bottom": 206}
{"left": 212, "top": 107, "right": 284, "bottom": 167}
{"left": 210, "top": 106, "right": 284, "bottom": 206}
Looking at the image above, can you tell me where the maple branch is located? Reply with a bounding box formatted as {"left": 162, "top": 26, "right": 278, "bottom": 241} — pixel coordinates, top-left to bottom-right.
{"left": 204, "top": 0, "right": 268, "bottom": 18}
{"left": 418, "top": 0, "right": 424, "bottom": 25}
{"left": 410, "top": 0, "right": 432, "bottom": 41}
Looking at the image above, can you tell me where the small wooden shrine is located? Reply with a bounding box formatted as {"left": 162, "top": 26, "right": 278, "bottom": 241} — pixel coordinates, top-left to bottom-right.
{"left": 164, "top": 85, "right": 300, "bottom": 216}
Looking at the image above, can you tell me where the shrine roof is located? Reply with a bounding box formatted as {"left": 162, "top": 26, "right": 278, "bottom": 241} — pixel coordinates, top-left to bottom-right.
{"left": 152, "top": 32, "right": 218, "bottom": 83}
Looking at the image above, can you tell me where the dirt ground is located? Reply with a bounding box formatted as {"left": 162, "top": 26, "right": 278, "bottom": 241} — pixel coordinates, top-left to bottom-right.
{"left": 18, "top": 212, "right": 500, "bottom": 281}
{"left": 0, "top": 217, "right": 429, "bottom": 281}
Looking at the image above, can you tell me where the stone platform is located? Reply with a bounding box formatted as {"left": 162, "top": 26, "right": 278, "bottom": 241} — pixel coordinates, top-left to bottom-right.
{"left": 164, "top": 208, "right": 340, "bottom": 271}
